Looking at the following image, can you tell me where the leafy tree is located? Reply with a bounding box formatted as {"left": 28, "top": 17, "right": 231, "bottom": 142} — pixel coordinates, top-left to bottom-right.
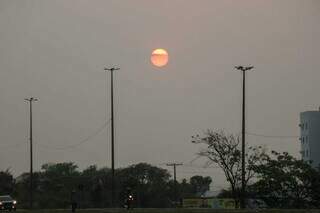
{"left": 251, "top": 151, "right": 320, "bottom": 208}
{"left": 189, "top": 175, "right": 212, "bottom": 196}
{"left": 11, "top": 161, "right": 219, "bottom": 208}
{"left": 37, "top": 162, "right": 81, "bottom": 208}
{"left": 41, "top": 162, "right": 79, "bottom": 176}
{"left": 192, "top": 130, "right": 265, "bottom": 206}
{"left": 0, "top": 169, "right": 14, "bottom": 195}
{"left": 178, "top": 178, "right": 193, "bottom": 198}
{"left": 217, "top": 189, "right": 234, "bottom": 198}
{"left": 116, "top": 163, "right": 171, "bottom": 207}
{"left": 14, "top": 171, "right": 42, "bottom": 208}
{"left": 81, "top": 165, "right": 110, "bottom": 208}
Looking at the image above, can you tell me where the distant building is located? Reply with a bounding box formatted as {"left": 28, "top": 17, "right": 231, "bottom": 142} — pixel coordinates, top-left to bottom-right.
{"left": 300, "top": 110, "right": 320, "bottom": 167}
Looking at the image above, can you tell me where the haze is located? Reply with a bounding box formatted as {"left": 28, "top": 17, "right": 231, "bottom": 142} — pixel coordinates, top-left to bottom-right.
{"left": 0, "top": 0, "right": 319, "bottom": 190}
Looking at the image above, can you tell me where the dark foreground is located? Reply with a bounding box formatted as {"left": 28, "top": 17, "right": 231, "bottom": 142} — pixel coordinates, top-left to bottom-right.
{"left": 14, "top": 209, "right": 320, "bottom": 213}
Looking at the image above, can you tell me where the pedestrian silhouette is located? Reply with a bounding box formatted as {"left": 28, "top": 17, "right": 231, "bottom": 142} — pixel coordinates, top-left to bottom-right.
{"left": 71, "top": 190, "right": 78, "bottom": 212}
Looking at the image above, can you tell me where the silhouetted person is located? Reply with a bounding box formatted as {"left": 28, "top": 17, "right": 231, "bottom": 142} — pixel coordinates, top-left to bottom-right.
{"left": 71, "top": 190, "right": 77, "bottom": 212}
{"left": 126, "top": 195, "right": 134, "bottom": 210}
{"left": 124, "top": 188, "right": 133, "bottom": 210}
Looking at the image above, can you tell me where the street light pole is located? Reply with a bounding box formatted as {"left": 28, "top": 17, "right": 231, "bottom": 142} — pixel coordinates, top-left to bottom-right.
{"left": 24, "top": 97, "right": 38, "bottom": 209}
{"left": 235, "top": 66, "right": 253, "bottom": 209}
{"left": 104, "top": 67, "right": 119, "bottom": 207}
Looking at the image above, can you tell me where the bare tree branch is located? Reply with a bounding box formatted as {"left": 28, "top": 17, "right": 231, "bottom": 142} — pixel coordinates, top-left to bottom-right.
{"left": 192, "top": 130, "right": 265, "bottom": 203}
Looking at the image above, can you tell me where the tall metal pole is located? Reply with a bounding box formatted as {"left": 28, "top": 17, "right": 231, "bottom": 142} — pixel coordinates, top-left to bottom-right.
{"left": 25, "top": 97, "right": 38, "bottom": 209}
{"left": 241, "top": 70, "right": 246, "bottom": 209}
{"left": 167, "top": 163, "right": 183, "bottom": 206}
{"left": 104, "top": 67, "right": 119, "bottom": 207}
{"left": 235, "top": 66, "right": 253, "bottom": 209}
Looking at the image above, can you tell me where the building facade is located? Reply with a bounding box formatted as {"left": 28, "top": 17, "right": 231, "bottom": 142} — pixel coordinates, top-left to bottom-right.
{"left": 300, "top": 110, "right": 320, "bottom": 167}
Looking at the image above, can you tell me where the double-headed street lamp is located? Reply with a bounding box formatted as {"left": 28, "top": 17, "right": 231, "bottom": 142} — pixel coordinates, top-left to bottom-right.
{"left": 104, "top": 67, "right": 119, "bottom": 207}
{"left": 24, "top": 97, "right": 38, "bottom": 209}
{"left": 235, "top": 66, "right": 254, "bottom": 209}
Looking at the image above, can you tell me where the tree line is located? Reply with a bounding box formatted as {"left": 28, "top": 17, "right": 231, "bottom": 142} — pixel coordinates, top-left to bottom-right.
{"left": 1, "top": 129, "right": 320, "bottom": 209}
{"left": 0, "top": 162, "right": 212, "bottom": 209}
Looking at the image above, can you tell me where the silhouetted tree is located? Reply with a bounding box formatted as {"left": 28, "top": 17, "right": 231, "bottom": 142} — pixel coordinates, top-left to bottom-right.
{"left": 81, "top": 165, "right": 109, "bottom": 208}
{"left": 116, "top": 163, "right": 171, "bottom": 207}
{"left": 37, "top": 162, "right": 81, "bottom": 208}
{"left": 14, "top": 171, "right": 42, "bottom": 208}
{"left": 217, "top": 189, "right": 234, "bottom": 198}
{"left": 11, "top": 162, "right": 216, "bottom": 208}
{"left": 192, "top": 130, "right": 265, "bottom": 206}
{"left": 189, "top": 175, "right": 212, "bottom": 196}
{"left": 0, "top": 169, "right": 14, "bottom": 195}
{"left": 251, "top": 151, "right": 320, "bottom": 208}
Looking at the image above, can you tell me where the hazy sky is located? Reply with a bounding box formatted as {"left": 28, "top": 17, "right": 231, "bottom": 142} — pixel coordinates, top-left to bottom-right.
{"left": 1, "top": 0, "right": 319, "bottom": 190}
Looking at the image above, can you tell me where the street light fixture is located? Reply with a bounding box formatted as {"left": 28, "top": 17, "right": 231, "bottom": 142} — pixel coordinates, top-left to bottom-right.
{"left": 24, "top": 97, "right": 38, "bottom": 209}
{"left": 104, "top": 67, "right": 119, "bottom": 207}
{"left": 235, "top": 65, "right": 254, "bottom": 209}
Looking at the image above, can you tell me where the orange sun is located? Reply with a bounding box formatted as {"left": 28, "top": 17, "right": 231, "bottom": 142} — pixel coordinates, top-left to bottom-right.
{"left": 151, "top": 48, "right": 168, "bottom": 67}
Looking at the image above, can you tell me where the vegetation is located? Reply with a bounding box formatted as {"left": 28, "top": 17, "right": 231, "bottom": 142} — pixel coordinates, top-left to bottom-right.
{"left": 0, "top": 169, "right": 14, "bottom": 195}
{"left": 0, "top": 163, "right": 211, "bottom": 209}
{"left": 192, "top": 130, "right": 265, "bottom": 206}
{"left": 1, "top": 130, "right": 320, "bottom": 209}
{"left": 250, "top": 151, "right": 320, "bottom": 208}
{"left": 193, "top": 130, "right": 320, "bottom": 209}
{"left": 10, "top": 210, "right": 320, "bottom": 213}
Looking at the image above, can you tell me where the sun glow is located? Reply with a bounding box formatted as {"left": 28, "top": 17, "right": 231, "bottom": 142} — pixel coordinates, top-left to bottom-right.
{"left": 151, "top": 48, "right": 169, "bottom": 67}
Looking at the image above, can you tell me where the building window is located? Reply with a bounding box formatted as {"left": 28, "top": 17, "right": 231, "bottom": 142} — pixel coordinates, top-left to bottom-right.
{"left": 306, "top": 150, "right": 309, "bottom": 157}
{"left": 306, "top": 136, "right": 308, "bottom": 143}
{"left": 305, "top": 123, "right": 308, "bottom": 130}
{"left": 302, "top": 137, "right": 304, "bottom": 143}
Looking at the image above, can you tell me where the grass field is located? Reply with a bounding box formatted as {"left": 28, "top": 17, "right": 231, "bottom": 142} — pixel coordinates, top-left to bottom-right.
{"left": 15, "top": 208, "right": 320, "bottom": 213}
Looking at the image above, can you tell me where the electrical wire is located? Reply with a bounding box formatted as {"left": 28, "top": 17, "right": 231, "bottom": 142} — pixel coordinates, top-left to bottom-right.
{"left": 178, "top": 171, "right": 218, "bottom": 175}
{"left": 246, "top": 132, "right": 299, "bottom": 139}
{"left": 0, "top": 142, "right": 25, "bottom": 149}
{"left": 36, "top": 119, "right": 111, "bottom": 151}
{"left": 182, "top": 164, "right": 220, "bottom": 169}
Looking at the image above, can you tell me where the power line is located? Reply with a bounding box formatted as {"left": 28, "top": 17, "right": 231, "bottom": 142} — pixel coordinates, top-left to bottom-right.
{"left": 36, "top": 119, "right": 111, "bottom": 151}
{"left": 189, "top": 155, "right": 202, "bottom": 164}
{"left": 181, "top": 164, "right": 220, "bottom": 169}
{"left": 0, "top": 142, "right": 25, "bottom": 149}
{"left": 178, "top": 171, "right": 218, "bottom": 175}
{"left": 246, "top": 132, "right": 299, "bottom": 139}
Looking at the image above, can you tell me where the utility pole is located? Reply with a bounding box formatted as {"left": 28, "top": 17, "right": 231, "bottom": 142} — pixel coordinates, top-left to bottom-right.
{"left": 24, "top": 97, "right": 38, "bottom": 209}
{"left": 235, "top": 65, "right": 254, "bottom": 209}
{"left": 166, "top": 163, "right": 183, "bottom": 206}
{"left": 104, "top": 67, "right": 119, "bottom": 207}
